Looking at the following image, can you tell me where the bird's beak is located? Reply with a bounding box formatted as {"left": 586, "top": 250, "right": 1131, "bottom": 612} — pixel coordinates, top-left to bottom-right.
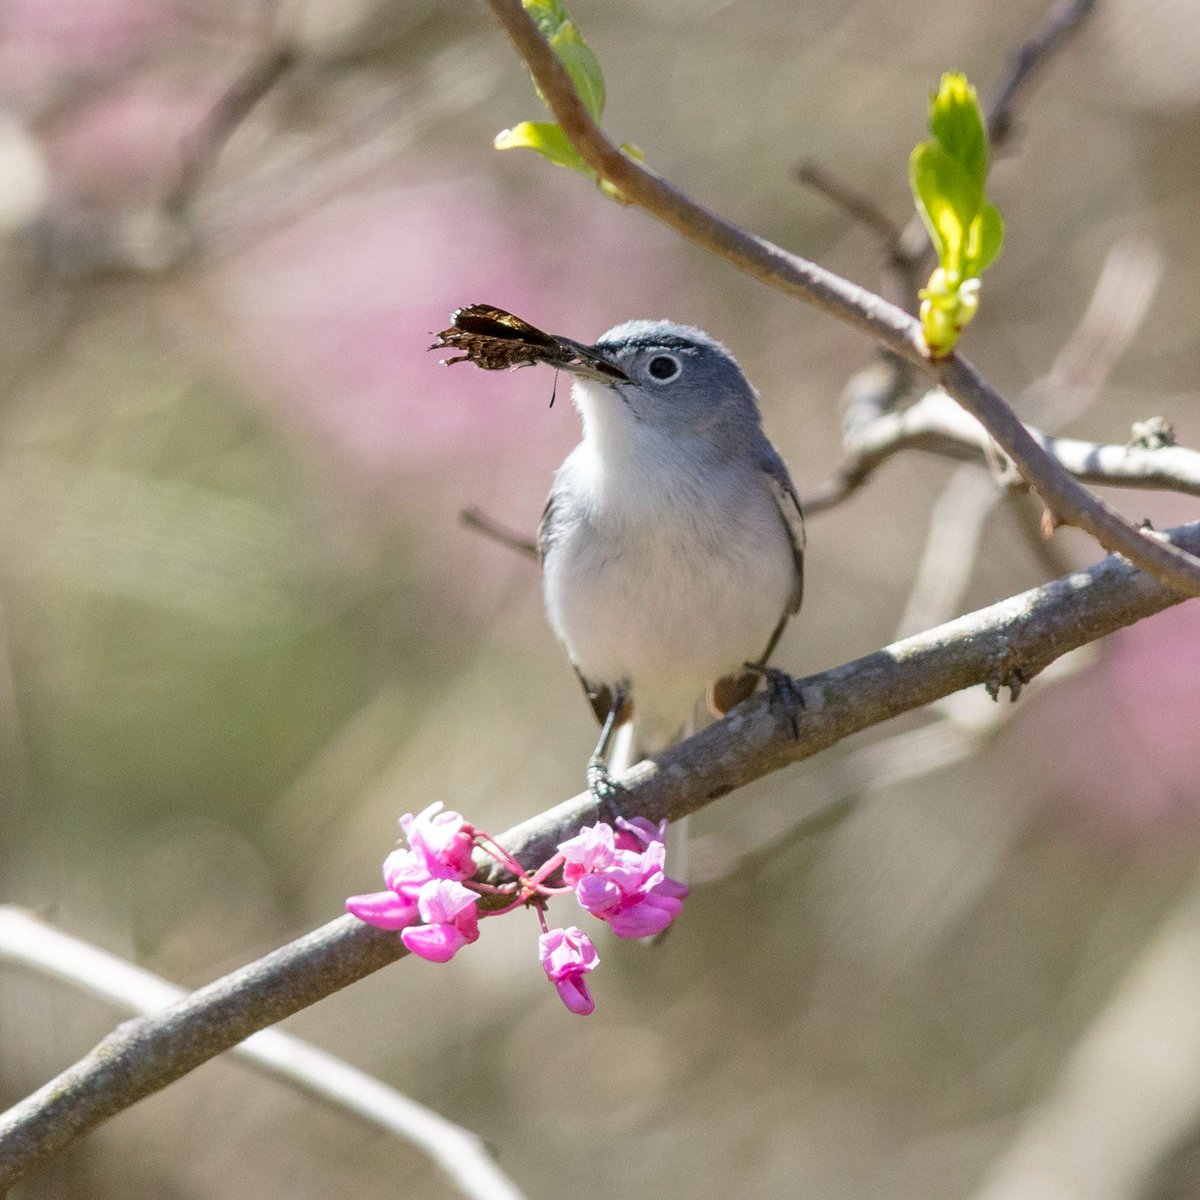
{"left": 554, "top": 338, "right": 629, "bottom": 384}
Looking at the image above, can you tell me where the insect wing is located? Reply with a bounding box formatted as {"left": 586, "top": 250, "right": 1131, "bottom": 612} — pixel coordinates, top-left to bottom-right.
{"left": 450, "top": 305, "right": 559, "bottom": 349}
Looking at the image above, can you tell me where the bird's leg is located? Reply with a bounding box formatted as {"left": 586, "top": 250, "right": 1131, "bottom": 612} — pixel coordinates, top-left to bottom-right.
{"left": 586, "top": 685, "right": 628, "bottom": 822}
{"left": 743, "top": 661, "right": 804, "bottom": 740}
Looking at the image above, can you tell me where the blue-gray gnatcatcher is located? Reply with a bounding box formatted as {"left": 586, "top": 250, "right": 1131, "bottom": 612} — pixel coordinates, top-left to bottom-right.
{"left": 536, "top": 319, "right": 805, "bottom": 803}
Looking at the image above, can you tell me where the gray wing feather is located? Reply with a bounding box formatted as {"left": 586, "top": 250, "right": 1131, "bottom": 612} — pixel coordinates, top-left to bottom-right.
{"left": 760, "top": 446, "right": 805, "bottom": 617}
{"left": 708, "top": 445, "right": 805, "bottom": 711}
{"left": 539, "top": 485, "right": 613, "bottom": 726}
{"left": 537, "top": 487, "right": 561, "bottom": 564}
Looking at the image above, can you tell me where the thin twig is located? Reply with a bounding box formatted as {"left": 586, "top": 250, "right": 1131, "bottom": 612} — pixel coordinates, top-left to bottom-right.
{"left": 794, "top": 161, "right": 908, "bottom": 254}
{"left": 3, "top": 517, "right": 1200, "bottom": 1189}
{"left": 480, "top": 0, "right": 1200, "bottom": 593}
{"left": 0, "top": 908, "right": 525, "bottom": 1200}
{"left": 460, "top": 506, "right": 539, "bottom": 559}
{"left": 986, "top": 0, "right": 1098, "bottom": 146}
{"left": 801, "top": 391, "right": 1200, "bottom": 516}
{"left": 793, "top": 159, "right": 923, "bottom": 316}
{"left": 165, "top": 43, "right": 297, "bottom": 222}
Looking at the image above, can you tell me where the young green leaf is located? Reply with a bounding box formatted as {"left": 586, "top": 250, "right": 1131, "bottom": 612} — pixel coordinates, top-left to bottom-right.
{"left": 928, "top": 73, "right": 988, "bottom": 186}
{"left": 966, "top": 202, "right": 1004, "bottom": 277}
{"left": 908, "top": 71, "right": 1004, "bottom": 355}
{"left": 494, "top": 121, "right": 592, "bottom": 174}
{"left": 496, "top": 0, "right": 627, "bottom": 195}
{"left": 546, "top": 20, "right": 605, "bottom": 121}
{"left": 521, "top": 0, "right": 606, "bottom": 122}
{"left": 910, "top": 142, "right": 974, "bottom": 277}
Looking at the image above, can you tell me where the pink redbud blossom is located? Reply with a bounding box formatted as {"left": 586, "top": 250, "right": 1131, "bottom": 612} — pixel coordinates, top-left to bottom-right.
{"left": 346, "top": 850, "right": 428, "bottom": 931}
{"left": 401, "top": 802, "right": 476, "bottom": 879}
{"left": 347, "top": 804, "right": 478, "bottom": 933}
{"left": 614, "top": 816, "right": 668, "bottom": 853}
{"left": 401, "top": 879, "right": 481, "bottom": 962}
{"left": 344, "top": 886, "right": 420, "bottom": 930}
{"left": 559, "top": 822, "right": 617, "bottom": 886}
{"left": 559, "top": 817, "right": 688, "bottom": 940}
{"left": 539, "top": 926, "right": 600, "bottom": 1016}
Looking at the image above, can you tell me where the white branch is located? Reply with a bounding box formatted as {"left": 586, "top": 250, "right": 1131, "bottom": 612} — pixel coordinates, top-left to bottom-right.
{"left": 0, "top": 907, "right": 526, "bottom": 1200}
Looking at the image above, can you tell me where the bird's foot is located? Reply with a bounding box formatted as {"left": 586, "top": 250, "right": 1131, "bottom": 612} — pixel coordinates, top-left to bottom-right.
{"left": 744, "top": 662, "right": 804, "bottom": 740}
{"left": 586, "top": 755, "right": 626, "bottom": 823}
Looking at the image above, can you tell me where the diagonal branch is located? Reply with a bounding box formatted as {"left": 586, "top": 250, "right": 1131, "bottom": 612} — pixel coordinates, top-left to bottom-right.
{"left": 480, "top": 0, "right": 1200, "bottom": 597}
{"left": 0, "top": 908, "right": 525, "bottom": 1200}
{"left": 986, "top": 0, "right": 1098, "bottom": 145}
{"left": 3, "top": 518, "right": 1200, "bottom": 1190}
{"left": 459, "top": 505, "right": 539, "bottom": 559}
{"left": 165, "top": 43, "right": 297, "bottom": 223}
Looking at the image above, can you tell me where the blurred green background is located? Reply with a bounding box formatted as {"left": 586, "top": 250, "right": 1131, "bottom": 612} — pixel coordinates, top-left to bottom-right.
{"left": 1, "top": 1, "right": 1200, "bottom": 1197}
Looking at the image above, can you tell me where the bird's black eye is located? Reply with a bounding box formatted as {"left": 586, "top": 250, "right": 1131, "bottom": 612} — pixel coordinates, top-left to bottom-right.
{"left": 647, "top": 354, "right": 681, "bottom": 381}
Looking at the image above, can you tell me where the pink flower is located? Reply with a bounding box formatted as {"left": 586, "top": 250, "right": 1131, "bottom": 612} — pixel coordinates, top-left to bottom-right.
{"left": 558, "top": 822, "right": 617, "bottom": 886}
{"left": 401, "top": 802, "right": 476, "bottom": 880}
{"left": 400, "top": 879, "right": 481, "bottom": 962}
{"left": 558, "top": 817, "right": 688, "bottom": 940}
{"left": 346, "top": 803, "right": 478, "bottom": 933}
{"left": 346, "top": 849, "right": 427, "bottom": 931}
{"left": 539, "top": 927, "right": 600, "bottom": 1016}
{"left": 614, "top": 816, "right": 667, "bottom": 854}
{"left": 345, "top": 885, "right": 420, "bottom": 931}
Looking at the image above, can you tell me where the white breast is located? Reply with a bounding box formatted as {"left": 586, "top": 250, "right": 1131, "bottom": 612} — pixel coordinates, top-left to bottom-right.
{"left": 543, "top": 426, "right": 795, "bottom": 751}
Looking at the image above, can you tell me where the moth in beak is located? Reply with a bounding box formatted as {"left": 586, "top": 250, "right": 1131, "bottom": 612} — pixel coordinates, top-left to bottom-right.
{"left": 430, "top": 304, "right": 628, "bottom": 383}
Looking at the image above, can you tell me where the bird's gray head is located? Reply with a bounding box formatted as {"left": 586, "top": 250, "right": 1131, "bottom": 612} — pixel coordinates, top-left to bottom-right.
{"left": 562, "top": 319, "right": 763, "bottom": 443}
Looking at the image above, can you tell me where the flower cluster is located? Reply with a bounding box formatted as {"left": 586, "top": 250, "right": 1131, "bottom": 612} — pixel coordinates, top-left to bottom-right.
{"left": 346, "top": 802, "right": 481, "bottom": 961}
{"left": 346, "top": 802, "right": 688, "bottom": 1016}
{"left": 559, "top": 817, "right": 687, "bottom": 940}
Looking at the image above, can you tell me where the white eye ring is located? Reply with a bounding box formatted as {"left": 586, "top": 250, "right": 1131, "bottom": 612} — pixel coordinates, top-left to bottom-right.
{"left": 647, "top": 353, "right": 682, "bottom": 382}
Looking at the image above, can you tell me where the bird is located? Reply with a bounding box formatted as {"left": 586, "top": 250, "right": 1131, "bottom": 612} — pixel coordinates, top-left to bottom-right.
{"left": 536, "top": 319, "right": 805, "bottom": 809}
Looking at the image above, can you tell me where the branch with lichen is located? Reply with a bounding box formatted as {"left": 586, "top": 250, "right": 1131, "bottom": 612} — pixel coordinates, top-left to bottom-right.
{"left": 803, "top": 394, "right": 1200, "bottom": 516}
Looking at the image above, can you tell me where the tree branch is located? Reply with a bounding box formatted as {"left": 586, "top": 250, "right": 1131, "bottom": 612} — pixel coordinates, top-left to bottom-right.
{"left": 165, "top": 43, "right": 297, "bottom": 223}
{"left": 793, "top": 160, "right": 913, "bottom": 269}
{"left": 3, "top": 518, "right": 1200, "bottom": 1189}
{"left": 480, "top": 0, "right": 1200, "bottom": 596}
{"left": 459, "top": 506, "right": 539, "bottom": 560}
{"left": 0, "top": 908, "right": 525, "bottom": 1200}
{"left": 803, "top": 391, "right": 1200, "bottom": 515}
{"left": 986, "top": 0, "right": 1098, "bottom": 146}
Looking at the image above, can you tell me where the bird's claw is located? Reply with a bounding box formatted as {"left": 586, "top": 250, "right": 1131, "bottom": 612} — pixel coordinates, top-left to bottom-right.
{"left": 744, "top": 662, "right": 804, "bottom": 740}
{"left": 587, "top": 756, "right": 626, "bottom": 823}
